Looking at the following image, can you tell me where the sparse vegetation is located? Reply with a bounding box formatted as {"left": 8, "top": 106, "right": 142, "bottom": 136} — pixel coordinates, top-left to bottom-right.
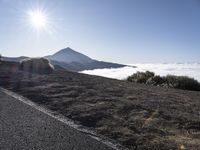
{"left": 127, "top": 71, "right": 200, "bottom": 91}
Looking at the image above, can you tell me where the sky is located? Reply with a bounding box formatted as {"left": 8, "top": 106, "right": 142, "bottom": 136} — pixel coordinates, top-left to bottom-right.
{"left": 0, "top": 0, "right": 200, "bottom": 63}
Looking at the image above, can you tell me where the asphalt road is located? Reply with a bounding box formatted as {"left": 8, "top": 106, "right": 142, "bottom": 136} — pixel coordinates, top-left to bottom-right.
{"left": 0, "top": 90, "right": 114, "bottom": 150}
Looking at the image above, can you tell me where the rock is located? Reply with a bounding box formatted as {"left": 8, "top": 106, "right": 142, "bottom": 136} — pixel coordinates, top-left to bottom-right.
{"left": 19, "top": 57, "right": 54, "bottom": 74}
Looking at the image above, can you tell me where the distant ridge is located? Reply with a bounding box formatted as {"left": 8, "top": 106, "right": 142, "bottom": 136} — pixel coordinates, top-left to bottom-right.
{"left": 2, "top": 56, "right": 29, "bottom": 62}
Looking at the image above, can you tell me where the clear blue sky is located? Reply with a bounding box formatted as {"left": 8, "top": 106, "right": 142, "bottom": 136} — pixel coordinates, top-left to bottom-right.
{"left": 0, "top": 0, "right": 200, "bottom": 63}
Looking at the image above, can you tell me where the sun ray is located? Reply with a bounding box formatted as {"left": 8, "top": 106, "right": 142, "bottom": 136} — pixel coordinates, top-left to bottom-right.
{"left": 28, "top": 9, "right": 47, "bottom": 30}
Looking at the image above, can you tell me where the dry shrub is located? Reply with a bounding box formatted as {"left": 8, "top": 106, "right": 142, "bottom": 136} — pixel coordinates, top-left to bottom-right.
{"left": 127, "top": 71, "right": 200, "bottom": 91}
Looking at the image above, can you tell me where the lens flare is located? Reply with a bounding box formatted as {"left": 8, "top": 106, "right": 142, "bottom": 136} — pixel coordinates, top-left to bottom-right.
{"left": 28, "top": 9, "right": 47, "bottom": 29}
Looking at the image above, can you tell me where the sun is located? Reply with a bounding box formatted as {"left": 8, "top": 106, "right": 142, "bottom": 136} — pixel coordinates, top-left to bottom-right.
{"left": 26, "top": 7, "right": 56, "bottom": 35}
{"left": 28, "top": 10, "right": 47, "bottom": 29}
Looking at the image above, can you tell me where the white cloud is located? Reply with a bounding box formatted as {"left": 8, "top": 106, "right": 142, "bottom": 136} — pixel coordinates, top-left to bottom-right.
{"left": 80, "top": 63, "right": 200, "bottom": 82}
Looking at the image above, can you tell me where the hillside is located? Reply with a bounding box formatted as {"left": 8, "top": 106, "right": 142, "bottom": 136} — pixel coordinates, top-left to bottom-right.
{"left": 0, "top": 61, "right": 200, "bottom": 150}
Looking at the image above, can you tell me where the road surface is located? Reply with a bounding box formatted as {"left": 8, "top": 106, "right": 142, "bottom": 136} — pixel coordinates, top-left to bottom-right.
{"left": 0, "top": 89, "right": 115, "bottom": 150}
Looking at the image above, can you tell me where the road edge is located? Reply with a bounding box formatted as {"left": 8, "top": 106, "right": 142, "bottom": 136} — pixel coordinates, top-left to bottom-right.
{"left": 0, "top": 87, "right": 128, "bottom": 150}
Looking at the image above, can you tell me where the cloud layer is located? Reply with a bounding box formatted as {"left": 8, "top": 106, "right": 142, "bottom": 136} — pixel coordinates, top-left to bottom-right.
{"left": 80, "top": 63, "right": 200, "bottom": 82}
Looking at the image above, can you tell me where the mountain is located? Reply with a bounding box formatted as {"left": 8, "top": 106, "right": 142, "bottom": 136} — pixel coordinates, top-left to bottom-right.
{"left": 1, "top": 47, "right": 128, "bottom": 72}
{"left": 46, "top": 47, "right": 94, "bottom": 64}
{"left": 45, "top": 47, "right": 127, "bottom": 71}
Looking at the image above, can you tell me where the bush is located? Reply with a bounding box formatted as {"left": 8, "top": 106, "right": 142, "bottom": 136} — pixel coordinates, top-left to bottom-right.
{"left": 164, "top": 75, "right": 200, "bottom": 91}
{"left": 127, "top": 71, "right": 200, "bottom": 91}
{"left": 19, "top": 57, "right": 54, "bottom": 74}
{"left": 127, "top": 71, "right": 154, "bottom": 83}
{"left": 146, "top": 75, "right": 166, "bottom": 86}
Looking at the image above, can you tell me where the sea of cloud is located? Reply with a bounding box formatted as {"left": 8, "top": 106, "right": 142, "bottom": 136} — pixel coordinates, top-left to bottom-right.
{"left": 80, "top": 63, "right": 200, "bottom": 82}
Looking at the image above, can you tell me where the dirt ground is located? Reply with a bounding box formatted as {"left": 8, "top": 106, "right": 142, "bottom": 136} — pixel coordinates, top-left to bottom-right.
{"left": 1, "top": 63, "right": 200, "bottom": 150}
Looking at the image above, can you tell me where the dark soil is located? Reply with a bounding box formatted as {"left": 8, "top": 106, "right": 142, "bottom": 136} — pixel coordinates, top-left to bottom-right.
{"left": 1, "top": 62, "right": 200, "bottom": 150}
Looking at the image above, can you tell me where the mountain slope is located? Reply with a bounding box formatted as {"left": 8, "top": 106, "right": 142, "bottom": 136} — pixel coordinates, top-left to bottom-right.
{"left": 50, "top": 59, "right": 127, "bottom": 72}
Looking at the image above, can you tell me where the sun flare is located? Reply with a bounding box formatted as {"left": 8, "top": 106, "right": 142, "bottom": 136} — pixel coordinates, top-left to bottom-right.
{"left": 28, "top": 10, "right": 47, "bottom": 29}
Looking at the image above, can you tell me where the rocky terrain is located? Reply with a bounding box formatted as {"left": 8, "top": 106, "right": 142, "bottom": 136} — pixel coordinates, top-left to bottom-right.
{"left": 0, "top": 61, "right": 200, "bottom": 150}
